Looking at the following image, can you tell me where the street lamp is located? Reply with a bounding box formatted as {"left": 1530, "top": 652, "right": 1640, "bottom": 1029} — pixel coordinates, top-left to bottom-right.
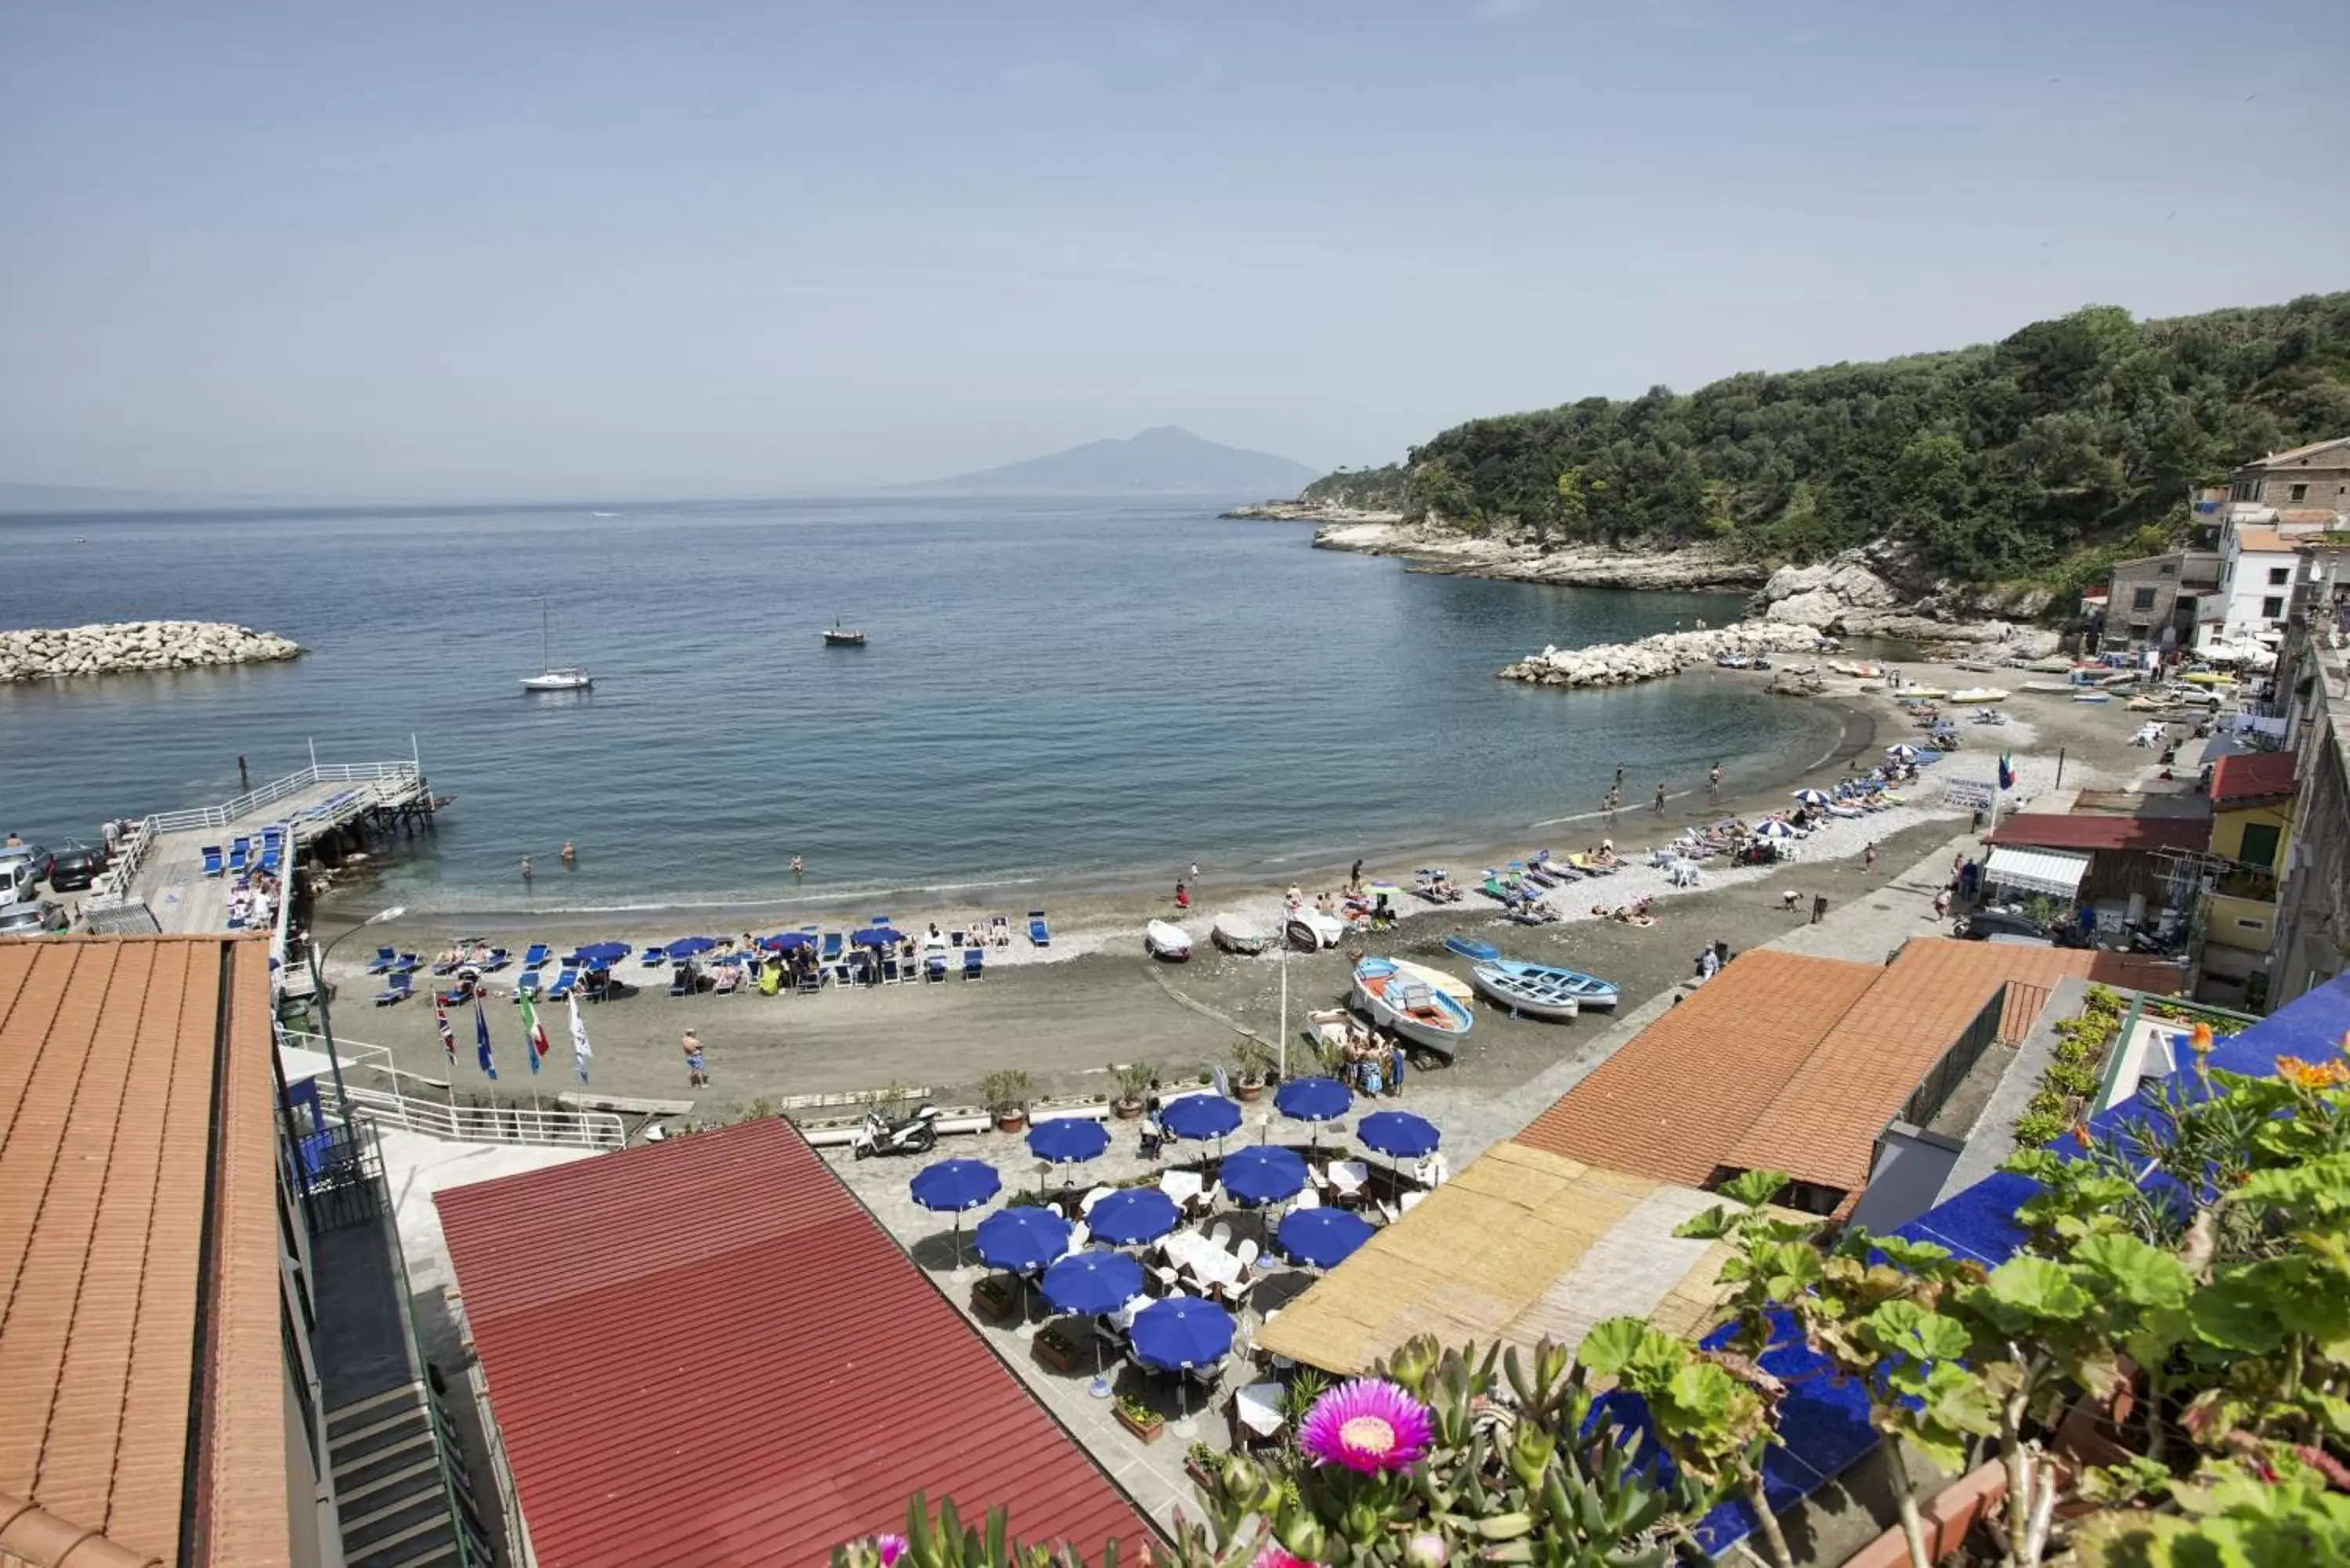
{"left": 306, "top": 905, "right": 405, "bottom": 1129}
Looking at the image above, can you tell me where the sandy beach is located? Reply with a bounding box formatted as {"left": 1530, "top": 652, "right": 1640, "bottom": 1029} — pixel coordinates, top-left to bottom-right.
{"left": 314, "top": 658, "right": 2162, "bottom": 1118}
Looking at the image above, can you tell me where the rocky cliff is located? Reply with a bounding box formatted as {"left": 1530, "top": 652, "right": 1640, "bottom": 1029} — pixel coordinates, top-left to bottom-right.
{"left": 1308, "top": 518, "right": 1768, "bottom": 592}
{"left": 1746, "top": 544, "right": 2059, "bottom": 641}
{"left": 0, "top": 621, "right": 302, "bottom": 681}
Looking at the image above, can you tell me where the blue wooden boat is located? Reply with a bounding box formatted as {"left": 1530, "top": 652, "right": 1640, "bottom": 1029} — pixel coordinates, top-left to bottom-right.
{"left": 1442, "top": 938, "right": 1619, "bottom": 1012}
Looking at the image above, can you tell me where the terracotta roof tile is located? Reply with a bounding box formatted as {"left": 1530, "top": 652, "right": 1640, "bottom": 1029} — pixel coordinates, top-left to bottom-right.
{"left": 1511, "top": 952, "right": 1882, "bottom": 1186}
{"left": 0, "top": 936, "right": 289, "bottom": 1568}
{"left": 1985, "top": 814, "right": 2209, "bottom": 854}
{"left": 436, "top": 1117, "right": 1157, "bottom": 1568}
{"left": 2209, "top": 751, "right": 2298, "bottom": 804}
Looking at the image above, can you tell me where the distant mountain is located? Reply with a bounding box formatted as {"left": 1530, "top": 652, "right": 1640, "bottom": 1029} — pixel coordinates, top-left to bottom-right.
{"left": 898, "top": 426, "right": 1321, "bottom": 495}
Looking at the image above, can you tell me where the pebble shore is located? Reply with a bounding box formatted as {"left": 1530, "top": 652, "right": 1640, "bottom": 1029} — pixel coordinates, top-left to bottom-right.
{"left": 0, "top": 620, "right": 302, "bottom": 681}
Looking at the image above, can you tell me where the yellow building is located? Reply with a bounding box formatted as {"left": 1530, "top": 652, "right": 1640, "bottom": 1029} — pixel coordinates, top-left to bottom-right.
{"left": 2200, "top": 750, "right": 2299, "bottom": 1010}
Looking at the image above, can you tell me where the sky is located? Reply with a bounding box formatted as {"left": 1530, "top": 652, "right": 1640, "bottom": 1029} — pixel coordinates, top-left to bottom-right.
{"left": 2, "top": 1, "right": 2343, "bottom": 502}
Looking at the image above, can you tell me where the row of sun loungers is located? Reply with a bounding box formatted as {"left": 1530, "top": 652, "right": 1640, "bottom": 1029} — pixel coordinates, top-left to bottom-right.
{"left": 201, "top": 827, "right": 285, "bottom": 879}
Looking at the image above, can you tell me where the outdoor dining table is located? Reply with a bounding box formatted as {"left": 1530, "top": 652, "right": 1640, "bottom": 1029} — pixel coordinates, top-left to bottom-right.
{"left": 1233, "top": 1380, "right": 1286, "bottom": 1450}
{"left": 1159, "top": 1169, "right": 1205, "bottom": 1212}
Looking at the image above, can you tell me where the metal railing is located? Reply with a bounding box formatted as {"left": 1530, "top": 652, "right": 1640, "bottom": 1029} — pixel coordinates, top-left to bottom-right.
{"left": 148, "top": 759, "right": 421, "bottom": 834}
{"left": 280, "top": 1028, "right": 627, "bottom": 1150}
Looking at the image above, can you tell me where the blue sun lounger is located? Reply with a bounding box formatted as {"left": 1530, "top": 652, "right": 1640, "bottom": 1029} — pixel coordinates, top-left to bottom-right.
{"left": 963, "top": 947, "right": 985, "bottom": 980}
{"left": 365, "top": 945, "right": 398, "bottom": 974}
{"left": 227, "top": 839, "right": 250, "bottom": 874}
{"left": 547, "top": 966, "right": 578, "bottom": 1003}
{"left": 639, "top": 945, "right": 668, "bottom": 967}
{"left": 389, "top": 952, "right": 421, "bottom": 975}
{"left": 522, "top": 943, "right": 551, "bottom": 970}
{"left": 374, "top": 972, "right": 412, "bottom": 1006}
{"left": 515, "top": 970, "right": 544, "bottom": 1003}
{"left": 1028, "top": 910, "right": 1050, "bottom": 946}
{"left": 821, "top": 931, "right": 844, "bottom": 963}
{"left": 200, "top": 844, "right": 225, "bottom": 877}
{"left": 925, "top": 953, "right": 949, "bottom": 982}
{"left": 479, "top": 947, "right": 511, "bottom": 972}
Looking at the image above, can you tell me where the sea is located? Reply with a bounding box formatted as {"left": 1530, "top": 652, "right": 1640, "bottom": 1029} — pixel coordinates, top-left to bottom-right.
{"left": 0, "top": 496, "right": 1842, "bottom": 916}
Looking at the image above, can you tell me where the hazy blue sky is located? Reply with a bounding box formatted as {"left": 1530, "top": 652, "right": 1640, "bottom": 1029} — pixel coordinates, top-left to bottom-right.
{"left": 2, "top": 1, "right": 2341, "bottom": 500}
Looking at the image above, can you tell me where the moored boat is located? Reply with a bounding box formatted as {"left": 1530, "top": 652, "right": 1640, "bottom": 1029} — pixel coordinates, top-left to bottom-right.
{"left": 1947, "top": 687, "right": 2009, "bottom": 703}
{"left": 822, "top": 620, "right": 867, "bottom": 647}
{"left": 1389, "top": 958, "right": 1474, "bottom": 1009}
{"left": 1442, "top": 938, "right": 1618, "bottom": 1011}
{"left": 2021, "top": 681, "right": 2077, "bottom": 693}
{"left": 1351, "top": 957, "right": 1473, "bottom": 1058}
{"left": 1292, "top": 907, "right": 1345, "bottom": 948}
{"left": 1144, "top": 919, "right": 1192, "bottom": 962}
{"left": 1467, "top": 963, "right": 1581, "bottom": 1021}
{"left": 1209, "top": 913, "right": 1268, "bottom": 955}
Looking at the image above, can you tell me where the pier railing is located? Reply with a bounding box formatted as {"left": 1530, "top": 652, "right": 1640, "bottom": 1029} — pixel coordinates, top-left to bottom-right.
{"left": 282, "top": 1030, "right": 626, "bottom": 1151}
{"left": 147, "top": 759, "right": 421, "bottom": 834}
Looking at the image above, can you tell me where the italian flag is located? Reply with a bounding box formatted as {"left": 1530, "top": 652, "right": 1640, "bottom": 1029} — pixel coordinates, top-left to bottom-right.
{"left": 519, "top": 992, "right": 551, "bottom": 1070}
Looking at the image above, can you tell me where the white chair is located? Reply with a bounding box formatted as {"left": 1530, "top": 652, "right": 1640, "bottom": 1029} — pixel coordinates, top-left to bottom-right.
{"left": 1152, "top": 1264, "right": 1181, "bottom": 1292}
{"left": 1079, "top": 1186, "right": 1113, "bottom": 1214}
{"left": 1292, "top": 1187, "right": 1320, "bottom": 1210}
{"left": 1329, "top": 1161, "right": 1368, "bottom": 1204}
{"left": 1400, "top": 1190, "right": 1426, "bottom": 1214}
{"left": 1233, "top": 1237, "right": 1259, "bottom": 1272}
{"left": 1207, "top": 1220, "right": 1233, "bottom": 1250}
{"left": 1376, "top": 1201, "right": 1399, "bottom": 1225}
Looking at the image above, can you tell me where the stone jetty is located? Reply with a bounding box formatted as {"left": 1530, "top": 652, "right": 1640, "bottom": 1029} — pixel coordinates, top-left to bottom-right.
{"left": 0, "top": 621, "right": 302, "bottom": 682}
{"left": 1500, "top": 621, "right": 1826, "bottom": 688}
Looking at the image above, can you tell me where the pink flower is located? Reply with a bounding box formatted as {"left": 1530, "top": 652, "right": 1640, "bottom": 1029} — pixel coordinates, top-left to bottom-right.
{"left": 875, "top": 1534, "right": 908, "bottom": 1567}
{"left": 1296, "top": 1378, "right": 1434, "bottom": 1474}
{"left": 1253, "top": 1548, "right": 1315, "bottom": 1568}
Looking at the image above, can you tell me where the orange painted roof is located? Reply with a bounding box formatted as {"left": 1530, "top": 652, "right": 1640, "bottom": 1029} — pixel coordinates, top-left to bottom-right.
{"left": 1512, "top": 951, "right": 1882, "bottom": 1187}
{"left": 0, "top": 937, "right": 288, "bottom": 1568}
{"left": 2210, "top": 750, "right": 2298, "bottom": 804}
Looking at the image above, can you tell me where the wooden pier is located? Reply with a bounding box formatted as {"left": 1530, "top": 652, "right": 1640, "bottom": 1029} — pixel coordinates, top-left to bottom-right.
{"left": 87, "top": 761, "right": 436, "bottom": 935}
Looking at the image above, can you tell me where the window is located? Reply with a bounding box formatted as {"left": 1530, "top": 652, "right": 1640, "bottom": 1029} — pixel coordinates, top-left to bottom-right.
{"left": 2132, "top": 586, "right": 2158, "bottom": 609}
{"left": 2269, "top": 566, "right": 2291, "bottom": 585}
{"left": 2290, "top": 482, "right": 2308, "bottom": 501}
{"left": 2128, "top": 622, "right": 2151, "bottom": 639}
{"left": 2159, "top": 562, "right": 2178, "bottom": 576}
{"left": 2240, "top": 822, "right": 2282, "bottom": 870}
{"left": 2262, "top": 596, "right": 2285, "bottom": 619}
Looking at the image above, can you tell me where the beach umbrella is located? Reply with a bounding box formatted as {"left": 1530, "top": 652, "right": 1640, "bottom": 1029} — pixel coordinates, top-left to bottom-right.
{"left": 759, "top": 930, "right": 814, "bottom": 950}
{"left": 1086, "top": 1187, "right": 1180, "bottom": 1246}
{"left": 910, "top": 1158, "right": 1001, "bottom": 1266}
{"left": 1130, "top": 1295, "right": 1236, "bottom": 1371}
{"left": 1041, "top": 1248, "right": 1145, "bottom": 1316}
{"left": 851, "top": 925, "right": 897, "bottom": 947}
{"left": 573, "top": 941, "right": 631, "bottom": 966}
{"left": 664, "top": 934, "right": 719, "bottom": 956}
{"left": 1358, "top": 1110, "right": 1440, "bottom": 1161}
{"left": 1792, "top": 788, "right": 1832, "bottom": 807}
{"left": 974, "top": 1205, "right": 1072, "bottom": 1276}
{"left": 1027, "top": 1117, "right": 1112, "bottom": 1169}
{"left": 1752, "top": 818, "right": 1798, "bottom": 840}
{"left": 1273, "top": 1075, "right": 1350, "bottom": 1124}
{"left": 1160, "top": 1093, "right": 1242, "bottom": 1144}
{"left": 1885, "top": 743, "right": 1920, "bottom": 762}
{"left": 1278, "top": 1207, "right": 1376, "bottom": 1270}
{"left": 1220, "top": 1145, "right": 1309, "bottom": 1207}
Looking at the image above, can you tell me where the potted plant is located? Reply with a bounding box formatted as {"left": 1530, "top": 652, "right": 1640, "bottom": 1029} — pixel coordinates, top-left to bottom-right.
{"left": 1113, "top": 1390, "right": 1165, "bottom": 1443}
{"left": 1032, "top": 1321, "right": 1083, "bottom": 1374}
{"left": 1183, "top": 1440, "right": 1220, "bottom": 1490}
{"left": 1231, "top": 1035, "right": 1274, "bottom": 1102}
{"left": 970, "top": 1272, "right": 1018, "bottom": 1322}
{"left": 981, "top": 1069, "right": 1032, "bottom": 1134}
{"left": 1107, "top": 1060, "right": 1155, "bottom": 1120}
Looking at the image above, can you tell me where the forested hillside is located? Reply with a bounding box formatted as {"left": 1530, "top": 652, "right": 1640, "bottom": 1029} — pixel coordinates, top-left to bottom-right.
{"left": 1368, "top": 293, "right": 2350, "bottom": 584}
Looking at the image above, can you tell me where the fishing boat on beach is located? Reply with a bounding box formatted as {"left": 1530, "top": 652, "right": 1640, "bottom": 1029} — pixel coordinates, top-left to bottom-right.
{"left": 2022, "top": 681, "right": 2077, "bottom": 693}
{"left": 1351, "top": 957, "right": 1474, "bottom": 1058}
{"left": 1285, "top": 916, "right": 1320, "bottom": 953}
{"left": 1389, "top": 958, "right": 1474, "bottom": 1009}
{"left": 1144, "top": 919, "right": 1192, "bottom": 962}
{"left": 1210, "top": 913, "right": 1269, "bottom": 955}
{"left": 1442, "top": 937, "right": 1620, "bottom": 1011}
{"left": 1466, "top": 964, "right": 1582, "bottom": 1021}
{"left": 519, "top": 603, "right": 593, "bottom": 691}
{"left": 1947, "top": 687, "right": 2009, "bottom": 703}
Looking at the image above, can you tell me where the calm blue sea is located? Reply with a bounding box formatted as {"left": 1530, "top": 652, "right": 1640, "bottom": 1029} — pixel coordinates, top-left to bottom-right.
{"left": 0, "top": 497, "right": 1831, "bottom": 914}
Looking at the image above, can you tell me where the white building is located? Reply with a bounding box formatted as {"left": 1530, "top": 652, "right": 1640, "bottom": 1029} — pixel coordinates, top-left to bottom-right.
{"left": 2203, "top": 436, "right": 2350, "bottom": 650}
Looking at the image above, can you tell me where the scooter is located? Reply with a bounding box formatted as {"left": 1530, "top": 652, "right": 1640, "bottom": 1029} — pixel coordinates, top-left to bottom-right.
{"left": 849, "top": 1104, "right": 942, "bottom": 1158}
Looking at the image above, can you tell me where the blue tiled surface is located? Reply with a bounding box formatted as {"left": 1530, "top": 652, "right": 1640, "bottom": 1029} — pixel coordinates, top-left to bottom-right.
{"left": 1690, "top": 974, "right": 2350, "bottom": 1557}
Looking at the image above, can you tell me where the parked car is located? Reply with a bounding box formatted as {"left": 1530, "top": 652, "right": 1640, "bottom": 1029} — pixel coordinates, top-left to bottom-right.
{"left": 0, "top": 862, "right": 39, "bottom": 906}
{"left": 0, "top": 841, "right": 52, "bottom": 887}
{"left": 45, "top": 841, "right": 108, "bottom": 891}
{"left": 0, "top": 898, "right": 64, "bottom": 938}
{"left": 1954, "top": 909, "right": 2050, "bottom": 943}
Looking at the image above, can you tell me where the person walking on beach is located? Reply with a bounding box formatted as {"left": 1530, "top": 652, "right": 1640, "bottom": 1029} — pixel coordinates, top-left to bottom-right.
{"left": 1811, "top": 894, "right": 1828, "bottom": 924}
{"left": 1708, "top": 761, "right": 1723, "bottom": 797}
{"left": 1613, "top": 763, "right": 1625, "bottom": 794}
{"left": 1653, "top": 783, "right": 1667, "bottom": 815}
{"left": 1864, "top": 840, "right": 1878, "bottom": 875}
{"left": 682, "top": 1028, "right": 708, "bottom": 1088}
{"left": 1350, "top": 858, "right": 1363, "bottom": 888}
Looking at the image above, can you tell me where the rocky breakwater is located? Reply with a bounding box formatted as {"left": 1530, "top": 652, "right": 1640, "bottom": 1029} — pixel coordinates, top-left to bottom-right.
{"left": 1501, "top": 621, "right": 1825, "bottom": 688}
{"left": 1313, "top": 518, "right": 1768, "bottom": 592}
{"left": 0, "top": 621, "right": 302, "bottom": 682}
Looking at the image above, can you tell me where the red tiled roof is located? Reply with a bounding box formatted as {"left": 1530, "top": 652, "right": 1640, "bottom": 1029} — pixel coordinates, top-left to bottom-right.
{"left": 1512, "top": 952, "right": 1883, "bottom": 1186}
{"left": 0, "top": 937, "right": 288, "bottom": 1568}
{"left": 2209, "top": 750, "right": 2298, "bottom": 805}
{"left": 436, "top": 1118, "right": 1155, "bottom": 1568}
{"left": 1985, "top": 813, "right": 2209, "bottom": 854}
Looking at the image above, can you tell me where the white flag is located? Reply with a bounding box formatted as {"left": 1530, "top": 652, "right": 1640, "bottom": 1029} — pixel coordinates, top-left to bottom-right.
{"left": 568, "top": 991, "right": 593, "bottom": 1083}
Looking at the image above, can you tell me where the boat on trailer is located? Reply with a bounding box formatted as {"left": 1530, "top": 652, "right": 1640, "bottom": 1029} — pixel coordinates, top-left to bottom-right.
{"left": 1350, "top": 957, "right": 1473, "bottom": 1059}
{"left": 1441, "top": 937, "right": 1620, "bottom": 1011}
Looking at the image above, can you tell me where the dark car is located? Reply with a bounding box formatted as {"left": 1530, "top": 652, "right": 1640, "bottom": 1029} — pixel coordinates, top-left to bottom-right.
{"left": 1954, "top": 909, "right": 2050, "bottom": 943}
{"left": 45, "top": 841, "right": 108, "bottom": 891}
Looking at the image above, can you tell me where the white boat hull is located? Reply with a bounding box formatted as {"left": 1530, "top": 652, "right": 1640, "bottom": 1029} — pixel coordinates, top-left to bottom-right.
{"left": 1210, "top": 917, "right": 1268, "bottom": 955}
{"left": 1350, "top": 959, "right": 1473, "bottom": 1056}
{"left": 1144, "top": 920, "right": 1192, "bottom": 962}
{"left": 520, "top": 670, "right": 593, "bottom": 691}
{"left": 1466, "top": 966, "right": 1581, "bottom": 1021}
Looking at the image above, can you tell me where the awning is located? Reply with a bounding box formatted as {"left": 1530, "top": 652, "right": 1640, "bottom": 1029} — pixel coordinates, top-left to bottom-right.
{"left": 1984, "top": 846, "right": 2092, "bottom": 899}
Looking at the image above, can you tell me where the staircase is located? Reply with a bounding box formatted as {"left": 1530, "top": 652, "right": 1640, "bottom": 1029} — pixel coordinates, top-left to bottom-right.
{"left": 326, "top": 1382, "right": 494, "bottom": 1568}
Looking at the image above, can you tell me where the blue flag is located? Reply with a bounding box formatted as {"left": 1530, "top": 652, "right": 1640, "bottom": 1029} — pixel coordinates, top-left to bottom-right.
{"left": 1998, "top": 752, "right": 2016, "bottom": 792}
{"left": 473, "top": 995, "right": 497, "bottom": 1081}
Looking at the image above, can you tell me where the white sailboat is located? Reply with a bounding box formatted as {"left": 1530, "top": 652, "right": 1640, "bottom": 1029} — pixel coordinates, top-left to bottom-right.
{"left": 520, "top": 603, "right": 593, "bottom": 691}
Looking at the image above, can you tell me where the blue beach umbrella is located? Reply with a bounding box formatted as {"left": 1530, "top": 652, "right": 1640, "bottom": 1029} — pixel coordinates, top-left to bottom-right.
{"left": 1041, "top": 1248, "right": 1146, "bottom": 1317}
{"left": 851, "top": 925, "right": 897, "bottom": 947}
{"left": 975, "top": 1205, "right": 1072, "bottom": 1275}
{"left": 1160, "top": 1093, "right": 1242, "bottom": 1143}
{"left": 911, "top": 1158, "right": 1002, "bottom": 1266}
{"left": 1274, "top": 1075, "right": 1350, "bottom": 1124}
{"left": 1278, "top": 1206, "right": 1376, "bottom": 1270}
{"left": 1793, "top": 787, "right": 1832, "bottom": 807}
{"left": 1358, "top": 1110, "right": 1441, "bottom": 1161}
{"left": 759, "top": 930, "right": 814, "bottom": 950}
{"left": 1027, "top": 1117, "right": 1112, "bottom": 1168}
{"left": 1753, "top": 818, "right": 1798, "bottom": 840}
{"left": 1130, "top": 1295, "right": 1236, "bottom": 1371}
{"left": 573, "top": 941, "right": 631, "bottom": 966}
{"left": 1219, "top": 1145, "right": 1309, "bottom": 1207}
{"left": 664, "top": 934, "right": 719, "bottom": 957}
{"left": 1086, "top": 1187, "right": 1180, "bottom": 1246}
